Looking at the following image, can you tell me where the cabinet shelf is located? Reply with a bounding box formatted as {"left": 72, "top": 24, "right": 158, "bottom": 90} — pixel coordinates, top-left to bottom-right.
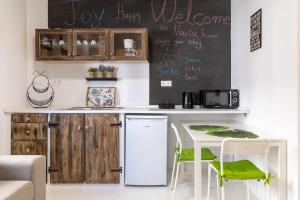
{"left": 85, "top": 77, "right": 118, "bottom": 81}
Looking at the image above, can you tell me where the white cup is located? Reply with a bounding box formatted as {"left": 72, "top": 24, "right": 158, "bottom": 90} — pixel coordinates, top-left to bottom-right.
{"left": 77, "top": 40, "right": 82, "bottom": 45}
{"left": 59, "top": 40, "right": 65, "bottom": 45}
{"left": 124, "top": 39, "right": 134, "bottom": 49}
{"left": 83, "top": 40, "right": 89, "bottom": 45}
{"left": 52, "top": 39, "right": 58, "bottom": 46}
{"left": 41, "top": 37, "right": 50, "bottom": 45}
{"left": 91, "top": 40, "right": 97, "bottom": 45}
{"left": 125, "top": 48, "right": 137, "bottom": 56}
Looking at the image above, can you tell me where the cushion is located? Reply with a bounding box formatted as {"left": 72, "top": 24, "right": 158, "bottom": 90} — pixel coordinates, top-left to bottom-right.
{"left": 0, "top": 181, "right": 33, "bottom": 200}
{"left": 211, "top": 160, "right": 267, "bottom": 180}
{"left": 175, "top": 148, "right": 217, "bottom": 161}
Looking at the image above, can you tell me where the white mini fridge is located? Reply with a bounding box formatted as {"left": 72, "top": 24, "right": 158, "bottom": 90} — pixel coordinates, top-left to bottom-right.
{"left": 125, "top": 115, "right": 168, "bottom": 186}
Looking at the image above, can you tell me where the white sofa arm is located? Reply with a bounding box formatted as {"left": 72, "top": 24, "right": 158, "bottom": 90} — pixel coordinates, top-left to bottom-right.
{"left": 0, "top": 155, "right": 46, "bottom": 200}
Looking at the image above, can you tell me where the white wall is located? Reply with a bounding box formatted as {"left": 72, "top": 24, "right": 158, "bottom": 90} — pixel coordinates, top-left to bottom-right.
{"left": 26, "top": 0, "right": 149, "bottom": 107}
{"left": 0, "top": 0, "right": 28, "bottom": 154}
{"left": 232, "top": 0, "right": 298, "bottom": 199}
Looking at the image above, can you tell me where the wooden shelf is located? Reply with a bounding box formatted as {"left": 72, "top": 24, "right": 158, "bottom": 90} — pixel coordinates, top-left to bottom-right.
{"left": 85, "top": 77, "right": 118, "bottom": 81}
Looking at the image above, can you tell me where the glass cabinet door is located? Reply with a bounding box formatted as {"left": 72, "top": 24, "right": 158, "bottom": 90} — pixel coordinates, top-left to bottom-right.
{"left": 110, "top": 28, "right": 148, "bottom": 60}
{"left": 73, "top": 29, "right": 109, "bottom": 60}
{"left": 36, "top": 29, "right": 72, "bottom": 60}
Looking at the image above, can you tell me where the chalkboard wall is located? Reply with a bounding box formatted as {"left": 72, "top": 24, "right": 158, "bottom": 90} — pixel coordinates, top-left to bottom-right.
{"left": 49, "top": 0, "right": 231, "bottom": 105}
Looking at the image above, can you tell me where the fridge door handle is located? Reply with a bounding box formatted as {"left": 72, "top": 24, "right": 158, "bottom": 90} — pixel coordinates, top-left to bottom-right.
{"left": 111, "top": 167, "right": 123, "bottom": 173}
{"left": 110, "top": 121, "right": 122, "bottom": 127}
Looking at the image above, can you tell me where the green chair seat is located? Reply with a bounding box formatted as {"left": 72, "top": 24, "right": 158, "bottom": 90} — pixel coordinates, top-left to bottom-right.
{"left": 175, "top": 148, "right": 217, "bottom": 161}
{"left": 211, "top": 160, "right": 267, "bottom": 181}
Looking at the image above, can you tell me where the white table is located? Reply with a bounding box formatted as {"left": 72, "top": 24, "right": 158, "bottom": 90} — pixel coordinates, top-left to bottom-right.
{"left": 182, "top": 121, "right": 287, "bottom": 200}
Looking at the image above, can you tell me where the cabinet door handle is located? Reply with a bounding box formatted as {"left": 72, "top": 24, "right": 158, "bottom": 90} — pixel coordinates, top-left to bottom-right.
{"left": 85, "top": 125, "right": 90, "bottom": 130}
{"left": 48, "top": 167, "right": 59, "bottom": 173}
{"left": 26, "top": 129, "right": 31, "bottom": 134}
{"left": 48, "top": 122, "right": 59, "bottom": 128}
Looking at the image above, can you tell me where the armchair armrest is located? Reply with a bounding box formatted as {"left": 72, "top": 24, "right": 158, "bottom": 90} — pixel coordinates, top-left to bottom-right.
{"left": 0, "top": 155, "right": 46, "bottom": 200}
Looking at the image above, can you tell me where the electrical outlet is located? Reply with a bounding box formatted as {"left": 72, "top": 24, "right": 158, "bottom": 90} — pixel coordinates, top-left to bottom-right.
{"left": 50, "top": 80, "right": 62, "bottom": 86}
{"left": 161, "top": 80, "right": 172, "bottom": 87}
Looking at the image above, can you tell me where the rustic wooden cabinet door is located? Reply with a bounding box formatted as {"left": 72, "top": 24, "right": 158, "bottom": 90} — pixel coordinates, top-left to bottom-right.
{"left": 11, "top": 113, "right": 48, "bottom": 123}
{"left": 12, "top": 141, "right": 47, "bottom": 155}
{"left": 12, "top": 123, "right": 47, "bottom": 141}
{"left": 49, "top": 114, "right": 85, "bottom": 183}
{"left": 85, "top": 114, "right": 120, "bottom": 183}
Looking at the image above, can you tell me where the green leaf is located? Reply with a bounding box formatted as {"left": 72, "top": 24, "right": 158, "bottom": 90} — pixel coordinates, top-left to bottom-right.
{"left": 189, "top": 125, "right": 230, "bottom": 132}
{"left": 206, "top": 129, "right": 259, "bottom": 138}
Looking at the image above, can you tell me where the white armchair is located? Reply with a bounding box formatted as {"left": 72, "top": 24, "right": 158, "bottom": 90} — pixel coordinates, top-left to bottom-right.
{"left": 0, "top": 155, "right": 46, "bottom": 200}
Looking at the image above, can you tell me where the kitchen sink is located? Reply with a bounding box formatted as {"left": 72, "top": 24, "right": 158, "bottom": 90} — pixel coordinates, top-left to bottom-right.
{"left": 65, "top": 107, "right": 123, "bottom": 110}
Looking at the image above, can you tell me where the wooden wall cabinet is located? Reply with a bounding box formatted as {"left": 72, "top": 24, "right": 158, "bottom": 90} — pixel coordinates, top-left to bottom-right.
{"left": 73, "top": 29, "right": 109, "bottom": 60}
{"left": 36, "top": 28, "right": 148, "bottom": 61}
{"left": 109, "top": 28, "right": 148, "bottom": 60}
{"left": 36, "top": 29, "right": 73, "bottom": 61}
{"left": 11, "top": 113, "right": 48, "bottom": 156}
{"left": 49, "top": 113, "right": 120, "bottom": 184}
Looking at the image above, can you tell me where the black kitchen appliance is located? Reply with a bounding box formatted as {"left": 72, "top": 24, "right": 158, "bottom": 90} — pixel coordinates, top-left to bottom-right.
{"left": 200, "top": 89, "right": 239, "bottom": 109}
{"left": 159, "top": 102, "right": 175, "bottom": 109}
{"left": 182, "top": 92, "right": 194, "bottom": 109}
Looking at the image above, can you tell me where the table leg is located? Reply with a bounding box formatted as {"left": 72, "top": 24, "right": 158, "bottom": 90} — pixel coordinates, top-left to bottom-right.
{"left": 194, "top": 141, "right": 202, "bottom": 200}
{"left": 278, "top": 141, "right": 287, "bottom": 200}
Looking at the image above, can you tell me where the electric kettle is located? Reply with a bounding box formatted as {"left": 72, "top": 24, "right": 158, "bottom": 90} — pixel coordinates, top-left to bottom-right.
{"left": 182, "top": 92, "right": 194, "bottom": 109}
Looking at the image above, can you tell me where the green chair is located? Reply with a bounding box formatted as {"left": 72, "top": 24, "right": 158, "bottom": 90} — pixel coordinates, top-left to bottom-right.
{"left": 207, "top": 138, "right": 271, "bottom": 200}
{"left": 169, "top": 123, "right": 217, "bottom": 200}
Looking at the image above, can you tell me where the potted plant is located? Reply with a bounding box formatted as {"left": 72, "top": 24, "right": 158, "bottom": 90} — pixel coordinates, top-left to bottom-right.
{"left": 87, "top": 67, "right": 97, "bottom": 78}
{"left": 105, "top": 66, "right": 115, "bottom": 78}
{"left": 98, "top": 65, "right": 104, "bottom": 78}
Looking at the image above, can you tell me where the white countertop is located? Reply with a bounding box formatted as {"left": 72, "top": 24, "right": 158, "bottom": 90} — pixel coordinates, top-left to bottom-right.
{"left": 3, "top": 106, "right": 249, "bottom": 115}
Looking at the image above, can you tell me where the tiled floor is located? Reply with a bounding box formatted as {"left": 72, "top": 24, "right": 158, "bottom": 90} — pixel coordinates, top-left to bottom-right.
{"left": 46, "top": 171, "right": 261, "bottom": 200}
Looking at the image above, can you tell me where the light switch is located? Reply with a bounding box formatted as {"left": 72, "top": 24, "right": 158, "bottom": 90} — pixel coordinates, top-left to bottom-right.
{"left": 161, "top": 80, "right": 172, "bottom": 87}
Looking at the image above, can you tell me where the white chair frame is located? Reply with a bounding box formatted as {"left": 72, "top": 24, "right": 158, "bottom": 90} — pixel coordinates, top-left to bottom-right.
{"left": 169, "top": 123, "right": 214, "bottom": 200}
{"left": 207, "top": 138, "right": 271, "bottom": 200}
